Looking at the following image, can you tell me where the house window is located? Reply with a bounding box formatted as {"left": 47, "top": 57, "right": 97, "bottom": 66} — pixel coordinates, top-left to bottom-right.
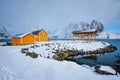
{"left": 42, "top": 36, "right": 46, "bottom": 38}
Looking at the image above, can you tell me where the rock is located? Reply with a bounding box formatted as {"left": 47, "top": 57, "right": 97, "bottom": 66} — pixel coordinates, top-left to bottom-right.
{"left": 26, "top": 52, "right": 38, "bottom": 58}
{"left": 53, "top": 43, "right": 117, "bottom": 61}
{"left": 21, "top": 48, "right": 29, "bottom": 53}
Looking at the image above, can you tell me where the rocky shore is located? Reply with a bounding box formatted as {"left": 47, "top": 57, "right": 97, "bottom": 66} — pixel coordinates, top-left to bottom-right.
{"left": 19, "top": 40, "right": 117, "bottom": 62}
{"left": 53, "top": 44, "right": 117, "bottom": 61}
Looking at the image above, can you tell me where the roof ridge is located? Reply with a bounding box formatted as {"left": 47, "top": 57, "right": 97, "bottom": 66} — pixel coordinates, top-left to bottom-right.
{"left": 72, "top": 29, "right": 97, "bottom": 33}
{"left": 31, "top": 29, "right": 43, "bottom": 34}
{"left": 13, "top": 33, "right": 33, "bottom": 38}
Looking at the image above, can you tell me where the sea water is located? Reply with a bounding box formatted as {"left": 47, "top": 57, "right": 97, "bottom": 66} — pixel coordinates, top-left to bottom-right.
{"left": 74, "top": 39, "right": 120, "bottom": 73}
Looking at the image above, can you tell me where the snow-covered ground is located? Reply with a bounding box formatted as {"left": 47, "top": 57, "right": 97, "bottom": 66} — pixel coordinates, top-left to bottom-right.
{"left": 0, "top": 41, "right": 120, "bottom": 80}
{"left": 29, "top": 40, "right": 110, "bottom": 58}
{"left": 0, "top": 42, "right": 6, "bottom": 46}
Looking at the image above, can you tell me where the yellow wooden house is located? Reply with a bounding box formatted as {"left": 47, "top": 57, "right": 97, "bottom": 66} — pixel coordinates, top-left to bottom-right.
{"left": 31, "top": 29, "right": 48, "bottom": 42}
{"left": 12, "top": 33, "right": 35, "bottom": 45}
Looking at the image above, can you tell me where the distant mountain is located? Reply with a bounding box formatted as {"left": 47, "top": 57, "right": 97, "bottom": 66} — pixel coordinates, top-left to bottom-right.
{"left": 91, "top": 20, "right": 104, "bottom": 33}
{"left": 0, "top": 26, "right": 11, "bottom": 39}
{"left": 50, "top": 20, "right": 120, "bottom": 39}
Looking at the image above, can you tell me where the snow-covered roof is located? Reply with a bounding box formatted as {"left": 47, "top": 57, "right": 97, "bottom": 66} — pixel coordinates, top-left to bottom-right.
{"left": 12, "top": 33, "right": 34, "bottom": 38}
{"left": 72, "top": 29, "right": 97, "bottom": 34}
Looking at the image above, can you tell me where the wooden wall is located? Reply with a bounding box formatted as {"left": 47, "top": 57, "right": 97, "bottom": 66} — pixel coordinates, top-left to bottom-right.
{"left": 39, "top": 30, "right": 48, "bottom": 41}
{"left": 12, "top": 33, "right": 35, "bottom": 45}
{"left": 22, "top": 34, "right": 35, "bottom": 44}
{"left": 12, "top": 38, "right": 21, "bottom": 45}
{"left": 73, "top": 32, "right": 96, "bottom": 39}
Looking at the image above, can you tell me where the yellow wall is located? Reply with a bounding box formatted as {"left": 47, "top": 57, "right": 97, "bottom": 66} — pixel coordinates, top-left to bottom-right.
{"left": 22, "top": 34, "right": 35, "bottom": 44}
{"left": 34, "top": 34, "right": 39, "bottom": 41}
{"left": 33, "top": 30, "right": 48, "bottom": 42}
{"left": 12, "top": 33, "right": 35, "bottom": 45}
{"left": 39, "top": 30, "right": 48, "bottom": 41}
{"left": 12, "top": 30, "right": 48, "bottom": 45}
{"left": 12, "top": 38, "right": 21, "bottom": 45}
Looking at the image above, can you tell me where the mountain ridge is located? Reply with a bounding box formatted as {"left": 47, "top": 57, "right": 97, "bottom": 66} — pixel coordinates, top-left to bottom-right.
{"left": 0, "top": 26, "right": 11, "bottom": 39}
{"left": 50, "top": 20, "right": 120, "bottom": 39}
{"left": 0, "top": 20, "right": 120, "bottom": 39}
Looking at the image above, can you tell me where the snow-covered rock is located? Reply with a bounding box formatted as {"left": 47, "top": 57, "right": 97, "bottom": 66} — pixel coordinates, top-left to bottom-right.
{"left": 24, "top": 40, "right": 111, "bottom": 59}
{"left": 50, "top": 20, "right": 120, "bottom": 39}
{"left": 0, "top": 42, "right": 7, "bottom": 46}
{"left": 100, "top": 66, "right": 116, "bottom": 74}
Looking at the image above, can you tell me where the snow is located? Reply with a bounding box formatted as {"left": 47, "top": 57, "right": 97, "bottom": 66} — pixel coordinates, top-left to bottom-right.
{"left": 100, "top": 66, "right": 116, "bottom": 74}
{"left": 72, "top": 29, "right": 97, "bottom": 33}
{"left": 0, "top": 42, "right": 6, "bottom": 46}
{"left": 26, "top": 40, "right": 110, "bottom": 59}
{"left": 0, "top": 41, "right": 120, "bottom": 80}
{"left": 96, "top": 30, "right": 120, "bottom": 39}
{"left": 0, "top": 64, "right": 18, "bottom": 80}
{"left": 13, "top": 33, "right": 34, "bottom": 38}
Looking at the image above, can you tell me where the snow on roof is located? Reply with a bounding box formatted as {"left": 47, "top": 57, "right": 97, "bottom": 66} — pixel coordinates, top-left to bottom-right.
{"left": 72, "top": 29, "right": 97, "bottom": 34}
{"left": 13, "top": 33, "right": 33, "bottom": 38}
{"left": 31, "top": 29, "right": 44, "bottom": 34}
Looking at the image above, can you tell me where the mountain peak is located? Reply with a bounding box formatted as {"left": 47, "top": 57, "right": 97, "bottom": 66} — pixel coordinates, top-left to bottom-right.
{"left": 91, "top": 20, "right": 104, "bottom": 33}
{"left": 0, "top": 26, "right": 11, "bottom": 39}
{"left": 50, "top": 20, "right": 120, "bottom": 39}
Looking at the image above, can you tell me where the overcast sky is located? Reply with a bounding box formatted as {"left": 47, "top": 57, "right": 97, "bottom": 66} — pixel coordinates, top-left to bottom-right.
{"left": 0, "top": 0, "right": 120, "bottom": 35}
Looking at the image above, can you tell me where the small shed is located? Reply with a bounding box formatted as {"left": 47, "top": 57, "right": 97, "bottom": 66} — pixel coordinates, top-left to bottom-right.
{"left": 12, "top": 33, "right": 35, "bottom": 45}
{"left": 32, "top": 29, "right": 48, "bottom": 42}
{"left": 72, "top": 29, "right": 97, "bottom": 39}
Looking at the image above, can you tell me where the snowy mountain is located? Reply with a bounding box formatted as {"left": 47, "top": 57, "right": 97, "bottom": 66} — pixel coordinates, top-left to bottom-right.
{"left": 91, "top": 20, "right": 104, "bottom": 33}
{"left": 0, "top": 26, "right": 11, "bottom": 39}
{"left": 50, "top": 20, "right": 120, "bottom": 39}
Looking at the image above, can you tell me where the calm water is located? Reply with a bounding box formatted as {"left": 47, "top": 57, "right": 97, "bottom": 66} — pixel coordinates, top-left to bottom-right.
{"left": 74, "top": 39, "right": 120, "bottom": 73}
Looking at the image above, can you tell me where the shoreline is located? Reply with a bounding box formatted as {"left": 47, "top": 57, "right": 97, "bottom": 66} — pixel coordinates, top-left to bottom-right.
{"left": 52, "top": 41, "right": 117, "bottom": 61}
{"left": 0, "top": 40, "right": 119, "bottom": 76}
{"left": 19, "top": 40, "right": 117, "bottom": 60}
{"left": 54, "top": 44, "right": 117, "bottom": 58}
